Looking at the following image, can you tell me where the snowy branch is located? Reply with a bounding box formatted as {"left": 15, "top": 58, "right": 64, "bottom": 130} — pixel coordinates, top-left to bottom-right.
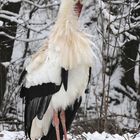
{"left": 2, "top": 0, "right": 60, "bottom": 8}
{"left": 0, "top": 10, "right": 20, "bottom": 17}
{"left": 98, "top": 0, "right": 140, "bottom": 41}
{"left": 0, "top": 14, "right": 23, "bottom": 24}
{"left": 0, "top": 31, "right": 48, "bottom": 42}
{"left": 22, "top": 0, "right": 60, "bottom": 9}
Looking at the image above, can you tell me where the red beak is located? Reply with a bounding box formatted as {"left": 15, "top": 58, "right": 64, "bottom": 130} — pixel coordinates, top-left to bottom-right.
{"left": 75, "top": 0, "right": 83, "bottom": 17}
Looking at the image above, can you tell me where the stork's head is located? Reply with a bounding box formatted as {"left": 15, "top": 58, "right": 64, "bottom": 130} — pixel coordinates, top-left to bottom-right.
{"left": 59, "top": 0, "right": 85, "bottom": 18}
{"left": 73, "top": 0, "right": 84, "bottom": 17}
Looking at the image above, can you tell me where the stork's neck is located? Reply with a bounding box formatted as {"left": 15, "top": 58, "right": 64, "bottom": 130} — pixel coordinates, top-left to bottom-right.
{"left": 51, "top": 1, "right": 80, "bottom": 35}
{"left": 48, "top": 0, "right": 84, "bottom": 51}
{"left": 48, "top": 1, "right": 94, "bottom": 70}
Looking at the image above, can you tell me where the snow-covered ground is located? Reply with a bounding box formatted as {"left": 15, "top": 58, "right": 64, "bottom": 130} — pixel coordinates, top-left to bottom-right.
{"left": 0, "top": 131, "right": 140, "bottom": 140}
{"left": 0, "top": 131, "right": 25, "bottom": 140}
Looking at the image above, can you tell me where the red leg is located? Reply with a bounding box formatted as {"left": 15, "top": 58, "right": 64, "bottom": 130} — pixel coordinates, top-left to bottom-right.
{"left": 60, "top": 111, "right": 68, "bottom": 140}
{"left": 53, "top": 110, "right": 60, "bottom": 140}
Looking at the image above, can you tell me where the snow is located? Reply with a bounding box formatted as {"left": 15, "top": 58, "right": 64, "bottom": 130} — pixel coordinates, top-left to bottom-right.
{"left": 1, "top": 62, "right": 10, "bottom": 68}
{"left": 7, "top": 0, "right": 21, "bottom": 2}
{"left": 0, "top": 131, "right": 25, "bottom": 140}
{"left": 0, "top": 131, "right": 140, "bottom": 140}
{"left": 0, "top": 21, "right": 3, "bottom": 26}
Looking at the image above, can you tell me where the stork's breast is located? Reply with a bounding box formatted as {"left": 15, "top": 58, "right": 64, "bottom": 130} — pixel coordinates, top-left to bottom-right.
{"left": 51, "top": 65, "right": 89, "bottom": 110}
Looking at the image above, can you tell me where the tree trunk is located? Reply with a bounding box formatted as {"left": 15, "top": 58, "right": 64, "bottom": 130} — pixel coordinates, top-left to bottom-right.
{"left": 0, "top": 2, "right": 21, "bottom": 107}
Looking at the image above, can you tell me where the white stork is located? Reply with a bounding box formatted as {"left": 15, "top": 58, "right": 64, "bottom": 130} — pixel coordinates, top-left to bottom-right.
{"left": 19, "top": 0, "right": 94, "bottom": 140}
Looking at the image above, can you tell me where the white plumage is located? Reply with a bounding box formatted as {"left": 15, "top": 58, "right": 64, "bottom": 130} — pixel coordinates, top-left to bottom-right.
{"left": 20, "top": 0, "right": 95, "bottom": 140}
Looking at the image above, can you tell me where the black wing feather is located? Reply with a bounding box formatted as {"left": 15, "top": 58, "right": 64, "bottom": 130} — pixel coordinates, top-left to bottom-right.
{"left": 37, "top": 95, "right": 52, "bottom": 120}
{"left": 25, "top": 97, "right": 42, "bottom": 137}
{"left": 61, "top": 68, "right": 68, "bottom": 91}
{"left": 22, "top": 85, "right": 60, "bottom": 136}
{"left": 20, "top": 83, "right": 61, "bottom": 98}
